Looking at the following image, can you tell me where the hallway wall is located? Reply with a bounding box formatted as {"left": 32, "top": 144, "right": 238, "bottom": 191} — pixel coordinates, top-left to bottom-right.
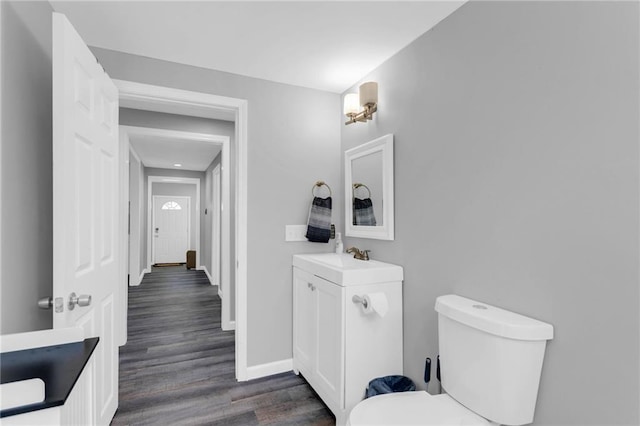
{"left": 143, "top": 168, "right": 206, "bottom": 271}
{"left": 120, "top": 108, "right": 235, "bottom": 314}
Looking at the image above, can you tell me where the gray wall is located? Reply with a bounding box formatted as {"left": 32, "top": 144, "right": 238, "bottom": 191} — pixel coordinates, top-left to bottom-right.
{"left": 143, "top": 168, "right": 206, "bottom": 269}
{"left": 152, "top": 182, "right": 199, "bottom": 252}
{"left": 95, "top": 47, "right": 341, "bottom": 367}
{"left": 341, "top": 2, "right": 639, "bottom": 425}
{"left": 0, "top": 1, "right": 54, "bottom": 334}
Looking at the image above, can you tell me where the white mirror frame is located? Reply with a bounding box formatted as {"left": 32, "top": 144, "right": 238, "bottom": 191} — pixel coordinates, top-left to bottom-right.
{"left": 344, "top": 134, "right": 394, "bottom": 240}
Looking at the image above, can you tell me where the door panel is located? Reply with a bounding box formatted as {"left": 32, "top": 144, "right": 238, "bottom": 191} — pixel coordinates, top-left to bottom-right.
{"left": 52, "top": 12, "right": 119, "bottom": 425}
{"left": 293, "top": 268, "right": 315, "bottom": 376}
{"left": 152, "top": 196, "right": 189, "bottom": 264}
{"left": 314, "top": 275, "right": 344, "bottom": 409}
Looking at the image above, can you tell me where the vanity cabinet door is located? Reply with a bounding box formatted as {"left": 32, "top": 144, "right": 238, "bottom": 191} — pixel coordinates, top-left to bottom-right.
{"left": 293, "top": 268, "right": 316, "bottom": 377}
{"left": 313, "top": 276, "right": 345, "bottom": 410}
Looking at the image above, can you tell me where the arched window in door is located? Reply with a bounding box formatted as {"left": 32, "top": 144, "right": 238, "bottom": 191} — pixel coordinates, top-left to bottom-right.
{"left": 161, "top": 201, "right": 182, "bottom": 210}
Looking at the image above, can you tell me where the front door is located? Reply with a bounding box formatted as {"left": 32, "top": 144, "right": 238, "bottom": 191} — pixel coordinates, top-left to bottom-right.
{"left": 153, "top": 196, "right": 190, "bottom": 264}
{"left": 52, "top": 12, "right": 119, "bottom": 425}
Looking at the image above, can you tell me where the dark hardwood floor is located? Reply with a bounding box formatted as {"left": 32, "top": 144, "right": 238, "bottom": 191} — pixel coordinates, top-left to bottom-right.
{"left": 111, "top": 266, "right": 334, "bottom": 425}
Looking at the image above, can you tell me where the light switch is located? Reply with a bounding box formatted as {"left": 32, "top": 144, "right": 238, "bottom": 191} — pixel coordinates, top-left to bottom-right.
{"left": 285, "top": 225, "right": 308, "bottom": 242}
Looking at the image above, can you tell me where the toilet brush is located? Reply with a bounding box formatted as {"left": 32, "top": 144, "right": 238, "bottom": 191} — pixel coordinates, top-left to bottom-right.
{"left": 424, "top": 358, "right": 431, "bottom": 390}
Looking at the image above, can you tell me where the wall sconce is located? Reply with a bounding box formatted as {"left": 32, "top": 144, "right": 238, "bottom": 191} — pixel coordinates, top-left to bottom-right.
{"left": 344, "top": 82, "right": 378, "bottom": 125}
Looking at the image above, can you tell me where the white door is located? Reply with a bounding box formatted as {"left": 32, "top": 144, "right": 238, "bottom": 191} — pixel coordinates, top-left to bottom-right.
{"left": 211, "top": 165, "right": 221, "bottom": 285}
{"left": 153, "top": 196, "right": 190, "bottom": 264}
{"left": 52, "top": 12, "right": 119, "bottom": 425}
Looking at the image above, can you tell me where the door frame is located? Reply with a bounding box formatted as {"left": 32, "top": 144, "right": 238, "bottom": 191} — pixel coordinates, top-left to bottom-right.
{"left": 152, "top": 195, "right": 191, "bottom": 265}
{"left": 211, "top": 164, "right": 221, "bottom": 289}
{"left": 147, "top": 178, "right": 199, "bottom": 267}
{"left": 115, "top": 79, "right": 249, "bottom": 381}
{"left": 127, "top": 144, "right": 144, "bottom": 286}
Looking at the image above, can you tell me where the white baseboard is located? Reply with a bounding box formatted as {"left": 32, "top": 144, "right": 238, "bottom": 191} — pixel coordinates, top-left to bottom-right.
{"left": 197, "top": 266, "right": 217, "bottom": 286}
{"left": 246, "top": 358, "right": 293, "bottom": 380}
{"left": 131, "top": 269, "right": 148, "bottom": 286}
{"left": 221, "top": 320, "right": 235, "bottom": 331}
{"left": 218, "top": 287, "right": 223, "bottom": 298}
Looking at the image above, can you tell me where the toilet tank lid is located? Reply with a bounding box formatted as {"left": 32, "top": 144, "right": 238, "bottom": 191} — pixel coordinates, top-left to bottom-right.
{"left": 435, "top": 295, "right": 554, "bottom": 341}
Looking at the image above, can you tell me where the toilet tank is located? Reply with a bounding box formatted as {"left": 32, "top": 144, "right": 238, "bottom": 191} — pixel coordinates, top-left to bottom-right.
{"left": 435, "top": 295, "right": 553, "bottom": 426}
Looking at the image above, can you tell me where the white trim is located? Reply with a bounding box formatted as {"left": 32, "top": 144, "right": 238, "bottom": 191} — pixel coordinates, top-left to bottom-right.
{"left": 235, "top": 100, "right": 248, "bottom": 380}
{"left": 131, "top": 269, "right": 148, "bottom": 287}
{"left": 118, "top": 128, "right": 130, "bottom": 347}
{"left": 129, "top": 143, "right": 142, "bottom": 163}
{"left": 223, "top": 320, "right": 236, "bottom": 332}
{"left": 196, "top": 266, "right": 216, "bottom": 287}
{"left": 152, "top": 195, "right": 191, "bottom": 264}
{"left": 148, "top": 178, "right": 199, "bottom": 268}
{"left": 115, "top": 80, "right": 248, "bottom": 381}
{"left": 245, "top": 359, "right": 293, "bottom": 381}
{"left": 218, "top": 286, "right": 223, "bottom": 298}
{"left": 125, "top": 142, "right": 144, "bottom": 288}
{"left": 211, "top": 164, "right": 221, "bottom": 287}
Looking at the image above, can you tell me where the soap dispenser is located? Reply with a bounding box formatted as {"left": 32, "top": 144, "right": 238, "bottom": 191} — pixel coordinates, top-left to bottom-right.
{"left": 335, "top": 232, "right": 344, "bottom": 254}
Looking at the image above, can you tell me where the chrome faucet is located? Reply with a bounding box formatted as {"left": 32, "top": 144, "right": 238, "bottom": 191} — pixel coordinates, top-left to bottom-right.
{"left": 346, "top": 247, "right": 371, "bottom": 261}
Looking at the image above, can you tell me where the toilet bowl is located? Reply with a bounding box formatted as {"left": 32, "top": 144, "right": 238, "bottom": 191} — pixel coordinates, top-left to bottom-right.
{"left": 347, "top": 295, "right": 553, "bottom": 426}
{"left": 347, "top": 391, "right": 494, "bottom": 426}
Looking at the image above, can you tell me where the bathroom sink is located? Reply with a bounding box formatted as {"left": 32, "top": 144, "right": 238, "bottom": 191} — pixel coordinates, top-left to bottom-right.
{"left": 293, "top": 253, "right": 403, "bottom": 286}
{"left": 0, "top": 378, "right": 45, "bottom": 411}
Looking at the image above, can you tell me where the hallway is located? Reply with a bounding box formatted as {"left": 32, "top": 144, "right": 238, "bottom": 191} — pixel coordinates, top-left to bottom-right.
{"left": 112, "top": 268, "right": 334, "bottom": 425}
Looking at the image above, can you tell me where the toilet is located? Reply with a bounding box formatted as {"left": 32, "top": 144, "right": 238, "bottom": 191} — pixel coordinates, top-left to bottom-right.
{"left": 348, "top": 294, "right": 553, "bottom": 426}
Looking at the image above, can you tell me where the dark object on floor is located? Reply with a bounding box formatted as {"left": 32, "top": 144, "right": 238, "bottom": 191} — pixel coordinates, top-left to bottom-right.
{"left": 154, "top": 263, "right": 183, "bottom": 267}
{"left": 365, "top": 375, "right": 416, "bottom": 398}
{"left": 186, "top": 250, "right": 196, "bottom": 269}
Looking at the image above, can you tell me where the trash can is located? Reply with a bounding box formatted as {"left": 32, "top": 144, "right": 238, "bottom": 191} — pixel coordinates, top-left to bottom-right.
{"left": 365, "top": 375, "right": 416, "bottom": 398}
{"left": 186, "top": 250, "right": 196, "bottom": 269}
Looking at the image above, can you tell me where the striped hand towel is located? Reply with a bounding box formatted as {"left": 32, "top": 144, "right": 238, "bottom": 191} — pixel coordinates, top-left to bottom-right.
{"left": 353, "top": 197, "right": 377, "bottom": 226}
{"left": 306, "top": 196, "right": 332, "bottom": 243}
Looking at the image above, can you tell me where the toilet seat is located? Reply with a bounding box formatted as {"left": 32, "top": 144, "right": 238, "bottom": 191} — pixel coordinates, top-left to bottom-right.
{"left": 348, "top": 391, "right": 491, "bottom": 426}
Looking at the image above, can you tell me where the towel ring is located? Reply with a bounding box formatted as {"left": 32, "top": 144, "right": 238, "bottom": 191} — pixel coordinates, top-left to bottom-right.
{"left": 312, "top": 181, "right": 332, "bottom": 197}
{"left": 353, "top": 183, "right": 371, "bottom": 198}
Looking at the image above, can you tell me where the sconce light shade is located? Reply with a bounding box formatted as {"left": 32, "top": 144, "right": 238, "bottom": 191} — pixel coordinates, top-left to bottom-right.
{"left": 343, "top": 93, "right": 360, "bottom": 115}
{"left": 344, "top": 81, "right": 378, "bottom": 125}
{"left": 359, "top": 82, "right": 378, "bottom": 106}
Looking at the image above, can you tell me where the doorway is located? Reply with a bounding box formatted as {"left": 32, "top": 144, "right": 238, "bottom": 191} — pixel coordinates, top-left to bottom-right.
{"left": 116, "top": 80, "right": 249, "bottom": 380}
{"left": 152, "top": 195, "right": 190, "bottom": 265}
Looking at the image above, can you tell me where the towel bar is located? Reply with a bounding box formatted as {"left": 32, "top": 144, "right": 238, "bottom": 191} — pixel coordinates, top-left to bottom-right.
{"left": 353, "top": 183, "right": 371, "bottom": 198}
{"left": 312, "top": 181, "right": 332, "bottom": 197}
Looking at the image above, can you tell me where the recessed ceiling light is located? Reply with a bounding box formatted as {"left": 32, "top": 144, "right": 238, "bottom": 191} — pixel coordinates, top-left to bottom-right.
{"left": 174, "top": 163, "right": 182, "bottom": 167}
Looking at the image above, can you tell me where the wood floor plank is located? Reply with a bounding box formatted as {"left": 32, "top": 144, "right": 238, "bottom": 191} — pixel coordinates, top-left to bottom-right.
{"left": 111, "top": 266, "right": 334, "bottom": 425}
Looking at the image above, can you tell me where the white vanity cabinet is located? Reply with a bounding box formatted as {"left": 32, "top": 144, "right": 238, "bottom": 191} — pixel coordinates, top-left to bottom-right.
{"left": 293, "top": 269, "right": 344, "bottom": 411}
{"left": 292, "top": 253, "right": 404, "bottom": 425}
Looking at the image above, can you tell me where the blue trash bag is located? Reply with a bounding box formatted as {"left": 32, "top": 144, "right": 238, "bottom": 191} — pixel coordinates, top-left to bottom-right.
{"left": 365, "top": 375, "right": 416, "bottom": 398}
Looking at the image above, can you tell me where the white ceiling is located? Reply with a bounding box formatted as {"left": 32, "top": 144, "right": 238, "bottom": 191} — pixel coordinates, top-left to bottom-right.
{"left": 126, "top": 128, "right": 222, "bottom": 171}
{"left": 50, "top": 1, "right": 465, "bottom": 93}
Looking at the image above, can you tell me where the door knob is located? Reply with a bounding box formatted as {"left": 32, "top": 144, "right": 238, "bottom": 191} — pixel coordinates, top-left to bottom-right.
{"left": 68, "top": 292, "right": 92, "bottom": 310}
{"left": 38, "top": 297, "right": 53, "bottom": 309}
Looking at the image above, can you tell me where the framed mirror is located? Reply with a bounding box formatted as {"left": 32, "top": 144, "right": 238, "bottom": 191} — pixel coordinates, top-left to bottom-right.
{"left": 344, "top": 134, "right": 394, "bottom": 240}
